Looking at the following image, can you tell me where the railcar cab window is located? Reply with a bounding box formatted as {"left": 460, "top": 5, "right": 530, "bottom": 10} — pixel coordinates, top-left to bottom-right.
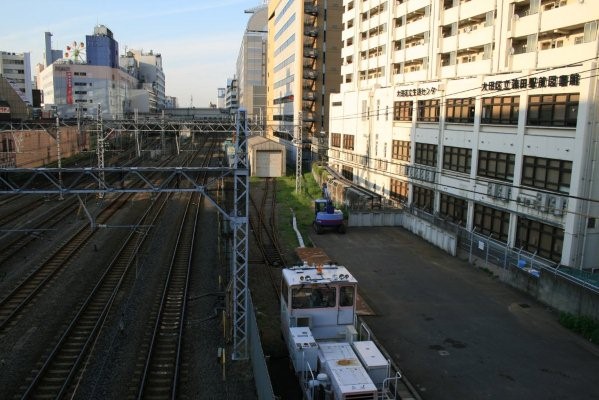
{"left": 339, "top": 286, "right": 355, "bottom": 307}
{"left": 292, "top": 286, "right": 337, "bottom": 309}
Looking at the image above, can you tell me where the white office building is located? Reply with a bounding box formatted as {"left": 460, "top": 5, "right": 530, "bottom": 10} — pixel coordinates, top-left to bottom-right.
{"left": 38, "top": 62, "right": 137, "bottom": 119}
{"left": 0, "top": 51, "right": 33, "bottom": 105}
{"left": 329, "top": 0, "right": 599, "bottom": 269}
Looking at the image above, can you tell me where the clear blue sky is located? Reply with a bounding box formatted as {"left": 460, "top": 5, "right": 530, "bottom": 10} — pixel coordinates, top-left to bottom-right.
{"left": 0, "top": 0, "right": 266, "bottom": 107}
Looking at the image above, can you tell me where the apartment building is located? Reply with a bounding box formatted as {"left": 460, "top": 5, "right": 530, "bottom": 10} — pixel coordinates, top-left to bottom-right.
{"left": 0, "top": 51, "right": 33, "bottom": 105}
{"left": 329, "top": 0, "right": 599, "bottom": 269}
{"left": 266, "top": 0, "right": 343, "bottom": 160}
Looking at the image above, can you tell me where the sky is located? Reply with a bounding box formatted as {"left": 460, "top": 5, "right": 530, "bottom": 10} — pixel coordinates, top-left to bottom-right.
{"left": 0, "top": 0, "right": 267, "bottom": 107}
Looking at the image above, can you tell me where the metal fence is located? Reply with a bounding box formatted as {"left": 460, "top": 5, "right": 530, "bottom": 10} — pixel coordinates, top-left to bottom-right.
{"left": 248, "top": 293, "right": 276, "bottom": 400}
{"left": 408, "top": 208, "right": 599, "bottom": 295}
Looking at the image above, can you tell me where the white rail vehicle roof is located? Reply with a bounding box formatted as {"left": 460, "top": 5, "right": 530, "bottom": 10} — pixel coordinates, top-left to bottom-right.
{"left": 318, "top": 342, "right": 378, "bottom": 398}
{"left": 282, "top": 264, "right": 358, "bottom": 287}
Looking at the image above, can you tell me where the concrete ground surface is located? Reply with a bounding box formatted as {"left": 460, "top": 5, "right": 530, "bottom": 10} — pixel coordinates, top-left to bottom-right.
{"left": 309, "top": 226, "right": 599, "bottom": 400}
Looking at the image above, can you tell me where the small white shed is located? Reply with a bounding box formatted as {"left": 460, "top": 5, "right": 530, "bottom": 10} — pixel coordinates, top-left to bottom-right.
{"left": 247, "top": 135, "right": 286, "bottom": 177}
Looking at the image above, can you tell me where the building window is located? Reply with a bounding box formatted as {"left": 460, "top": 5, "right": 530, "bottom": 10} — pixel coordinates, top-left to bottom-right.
{"left": 473, "top": 203, "right": 510, "bottom": 242}
{"left": 391, "top": 140, "right": 410, "bottom": 161}
{"left": 393, "top": 101, "right": 413, "bottom": 121}
{"left": 343, "top": 134, "right": 355, "bottom": 150}
{"left": 481, "top": 96, "right": 520, "bottom": 125}
{"left": 443, "top": 146, "right": 472, "bottom": 173}
{"left": 477, "top": 150, "right": 515, "bottom": 182}
{"left": 412, "top": 185, "right": 434, "bottom": 213}
{"left": 521, "top": 156, "right": 572, "bottom": 194}
{"left": 439, "top": 193, "right": 467, "bottom": 226}
{"left": 390, "top": 178, "right": 408, "bottom": 203}
{"left": 446, "top": 97, "right": 475, "bottom": 123}
{"left": 527, "top": 93, "right": 579, "bottom": 127}
{"left": 375, "top": 159, "right": 388, "bottom": 170}
{"left": 341, "top": 165, "right": 354, "bottom": 181}
{"left": 415, "top": 143, "right": 437, "bottom": 167}
{"left": 516, "top": 217, "right": 564, "bottom": 263}
{"left": 331, "top": 133, "right": 341, "bottom": 148}
{"left": 418, "top": 99, "right": 440, "bottom": 122}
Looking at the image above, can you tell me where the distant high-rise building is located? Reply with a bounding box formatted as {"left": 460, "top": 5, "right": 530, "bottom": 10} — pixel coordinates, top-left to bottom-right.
{"left": 0, "top": 51, "right": 32, "bottom": 105}
{"left": 266, "top": 0, "right": 343, "bottom": 159}
{"left": 237, "top": 4, "right": 267, "bottom": 126}
{"left": 119, "top": 49, "right": 166, "bottom": 111}
{"left": 217, "top": 88, "right": 226, "bottom": 108}
{"left": 165, "top": 96, "right": 178, "bottom": 109}
{"left": 86, "top": 25, "right": 119, "bottom": 68}
{"left": 43, "top": 32, "right": 63, "bottom": 67}
{"left": 225, "top": 78, "right": 239, "bottom": 111}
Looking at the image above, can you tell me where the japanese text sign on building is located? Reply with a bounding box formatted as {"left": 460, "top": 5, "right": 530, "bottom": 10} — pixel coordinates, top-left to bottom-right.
{"left": 396, "top": 87, "right": 438, "bottom": 97}
{"left": 482, "top": 73, "right": 581, "bottom": 91}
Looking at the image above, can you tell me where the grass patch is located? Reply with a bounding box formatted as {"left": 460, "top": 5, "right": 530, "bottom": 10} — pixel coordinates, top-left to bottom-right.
{"left": 251, "top": 167, "right": 343, "bottom": 262}
{"left": 558, "top": 312, "right": 599, "bottom": 344}
{"left": 274, "top": 171, "right": 321, "bottom": 246}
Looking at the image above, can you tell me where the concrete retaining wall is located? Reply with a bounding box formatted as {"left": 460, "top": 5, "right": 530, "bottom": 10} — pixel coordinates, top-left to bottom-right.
{"left": 348, "top": 211, "right": 403, "bottom": 227}
{"left": 537, "top": 272, "right": 599, "bottom": 319}
{"left": 349, "top": 211, "right": 457, "bottom": 257}
{"left": 484, "top": 260, "right": 599, "bottom": 320}
{"left": 351, "top": 210, "right": 598, "bottom": 319}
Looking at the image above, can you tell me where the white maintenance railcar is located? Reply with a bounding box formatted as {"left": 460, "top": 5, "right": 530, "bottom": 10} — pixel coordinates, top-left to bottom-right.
{"left": 281, "top": 263, "right": 402, "bottom": 400}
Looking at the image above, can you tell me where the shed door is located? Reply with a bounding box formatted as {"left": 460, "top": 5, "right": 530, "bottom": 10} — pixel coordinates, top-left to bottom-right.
{"left": 256, "top": 150, "right": 282, "bottom": 177}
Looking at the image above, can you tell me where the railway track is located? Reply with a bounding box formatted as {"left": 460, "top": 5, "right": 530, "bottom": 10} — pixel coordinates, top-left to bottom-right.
{"left": 0, "top": 196, "right": 79, "bottom": 265}
{"left": 0, "top": 146, "right": 141, "bottom": 264}
{"left": 0, "top": 196, "right": 48, "bottom": 227}
{"left": 0, "top": 193, "right": 132, "bottom": 332}
{"left": 19, "top": 186, "right": 174, "bottom": 399}
{"left": 0, "top": 151, "right": 188, "bottom": 332}
{"left": 16, "top": 145, "right": 202, "bottom": 399}
{"left": 249, "top": 177, "right": 287, "bottom": 268}
{"left": 134, "top": 140, "right": 214, "bottom": 399}
{"left": 249, "top": 177, "right": 286, "bottom": 303}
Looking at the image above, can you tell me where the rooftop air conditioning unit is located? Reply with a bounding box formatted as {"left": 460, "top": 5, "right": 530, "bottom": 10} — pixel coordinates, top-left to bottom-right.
{"left": 537, "top": 193, "right": 549, "bottom": 212}
{"left": 553, "top": 196, "right": 567, "bottom": 216}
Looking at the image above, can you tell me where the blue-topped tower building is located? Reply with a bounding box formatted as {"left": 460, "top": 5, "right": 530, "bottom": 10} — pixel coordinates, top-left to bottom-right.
{"left": 86, "top": 25, "right": 119, "bottom": 68}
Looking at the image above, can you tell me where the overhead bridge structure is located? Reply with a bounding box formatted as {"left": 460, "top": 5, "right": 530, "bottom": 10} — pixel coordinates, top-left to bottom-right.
{"left": 0, "top": 110, "right": 253, "bottom": 360}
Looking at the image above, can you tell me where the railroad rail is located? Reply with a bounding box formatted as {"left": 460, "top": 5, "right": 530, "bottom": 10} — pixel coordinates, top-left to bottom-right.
{"left": 17, "top": 146, "right": 204, "bottom": 399}
{"left": 249, "top": 178, "right": 287, "bottom": 268}
{"left": 0, "top": 197, "right": 79, "bottom": 264}
{"left": 0, "top": 151, "right": 191, "bottom": 331}
{"left": 249, "top": 178, "right": 286, "bottom": 303}
{"left": 0, "top": 194, "right": 131, "bottom": 332}
{"left": 134, "top": 140, "right": 215, "bottom": 399}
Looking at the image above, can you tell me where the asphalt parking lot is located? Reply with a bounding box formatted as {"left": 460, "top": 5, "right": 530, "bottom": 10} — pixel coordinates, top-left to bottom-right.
{"left": 310, "top": 226, "right": 599, "bottom": 400}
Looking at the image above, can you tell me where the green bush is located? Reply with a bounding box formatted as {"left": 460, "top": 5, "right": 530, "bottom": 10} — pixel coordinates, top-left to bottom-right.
{"left": 559, "top": 312, "right": 599, "bottom": 343}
